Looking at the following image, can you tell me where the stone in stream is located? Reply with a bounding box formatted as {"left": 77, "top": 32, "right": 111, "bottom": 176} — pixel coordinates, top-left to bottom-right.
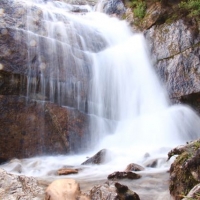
{"left": 89, "top": 181, "right": 140, "bottom": 200}
{"left": 115, "top": 182, "right": 140, "bottom": 200}
{"left": 107, "top": 171, "right": 141, "bottom": 180}
{"left": 125, "top": 163, "right": 145, "bottom": 172}
{"left": 57, "top": 168, "right": 78, "bottom": 175}
{"left": 81, "top": 149, "right": 111, "bottom": 165}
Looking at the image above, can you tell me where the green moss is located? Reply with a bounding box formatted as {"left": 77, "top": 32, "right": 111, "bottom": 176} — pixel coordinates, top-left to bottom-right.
{"left": 169, "top": 145, "right": 200, "bottom": 199}
{"left": 175, "top": 151, "right": 191, "bottom": 164}
{"left": 133, "top": 1, "right": 146, "bottom": 19}
{"left": 192, "top": 141, "right": 200, "bottom": 150}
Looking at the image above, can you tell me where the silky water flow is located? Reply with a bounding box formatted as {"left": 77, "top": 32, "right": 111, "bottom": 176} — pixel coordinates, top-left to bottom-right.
{"left": 1, "top": 0, "right": 200, "bottom": 198}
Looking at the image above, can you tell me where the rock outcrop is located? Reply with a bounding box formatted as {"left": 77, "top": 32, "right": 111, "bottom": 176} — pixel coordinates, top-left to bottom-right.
{"left": 107, "top": 171, "right": 141, "bottom": 180}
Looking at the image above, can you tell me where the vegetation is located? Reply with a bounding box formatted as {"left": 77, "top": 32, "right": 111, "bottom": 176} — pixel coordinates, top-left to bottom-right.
{"left": 179, "top": 0, "right": 200, "bottom": 17}
{"left": 127, "top": 0, "right": 146, "bottom": 19}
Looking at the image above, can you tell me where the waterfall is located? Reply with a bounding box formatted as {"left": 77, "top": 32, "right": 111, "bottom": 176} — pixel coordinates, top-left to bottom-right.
{"left": 1, "top": 0, "right": 200, "bottom": 178}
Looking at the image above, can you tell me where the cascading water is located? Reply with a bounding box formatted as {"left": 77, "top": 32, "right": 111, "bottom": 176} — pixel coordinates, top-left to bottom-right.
{"left": 1, "top": 0, "right": 200, "bottom": 198}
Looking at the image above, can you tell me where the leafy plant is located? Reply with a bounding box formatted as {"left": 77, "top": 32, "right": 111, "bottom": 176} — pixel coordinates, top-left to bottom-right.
{"left": 133, "top": 1, "right": 146, "bottom": 19}
{"left": 127, "top": 0, "right": 146, "bottom": 19}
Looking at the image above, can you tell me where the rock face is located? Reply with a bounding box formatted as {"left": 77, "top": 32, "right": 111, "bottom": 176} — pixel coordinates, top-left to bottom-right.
{"left": 168, "top": 140, "right": 200, "bottom": 200}
{"left": 0, "top": 0, "right": 107, "bottom": 110}
{"left": 0, "top": 95, "right": 91, "bottom": 160}
{"left": 145, "top": 18, "right": 200, "bottom": 110}
{"left": 0, "top": 168, "right": 44, "bottom": 199}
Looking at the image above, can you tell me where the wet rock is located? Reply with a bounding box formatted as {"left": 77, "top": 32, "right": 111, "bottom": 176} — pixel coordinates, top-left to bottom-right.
{"left": 125, "top": 163, "right": 145, "bottom": 172}
{"left": 107, "top": 171, "right": 141, "bottom": 180}
{"left": 57, "top": 168, "right": 78, "bottom": 175}
{"left": 0, "top": 96, "right": 91, "bottom": 160}
{"left": 81, "top": 149, "right": 110, "bottom": 165}
{"left": 89, "top": 181, "right": 140, "bottom": 200}
{"left": 115, "top": 182, "right": 140, "bottom": 200}
{"left": 95, "top": 0, "right": 125, "bottom": 17}
{"left": 0, "top": 0, "right": 107, "bottom": 111}
{"left": 144, "top": 159, "right": 158, "bottom": 168}
{"left": 0, "top": 168, "right": 44, "bottom": 199}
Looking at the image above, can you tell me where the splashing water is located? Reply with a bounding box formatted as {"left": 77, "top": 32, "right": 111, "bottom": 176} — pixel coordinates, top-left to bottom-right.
{"left": 1, "top": 0, "right": 200, "bottom": 192}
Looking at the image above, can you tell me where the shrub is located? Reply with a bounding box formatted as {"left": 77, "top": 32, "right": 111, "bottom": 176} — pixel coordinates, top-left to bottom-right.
{"left": 128, "top": 0, "right": 146, "bottom": 19}
{"left": 179, "top": 0, "right": 200, "bottom": 17}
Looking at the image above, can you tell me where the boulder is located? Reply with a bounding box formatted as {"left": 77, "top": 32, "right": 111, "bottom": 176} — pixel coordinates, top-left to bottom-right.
{"left": 45, "top": 179, "right": 89, "bottom": 200}
{"left": 81, "top": 149, "right": 110, "bottom": 165}
{"left": 125, "top": 163, "right": 145, "bottom": 172}
{"left": 115, "top": 182, "right": 140, "bottom": 200}
{"left": 90, "top": 182, "right": 118, "bottom": 199}
{"left": 89, "top": 181, "right": 140, "bottom": 200}
{"left": 107, "top": 171, "right": 141, "bottom": 180}
{"left": 0, "top": 168, "right": 44, "bottom": 199}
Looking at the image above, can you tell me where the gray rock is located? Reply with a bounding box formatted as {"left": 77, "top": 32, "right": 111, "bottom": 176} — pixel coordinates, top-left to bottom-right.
{"left": 107, "top": 171, "right": 141, "bottom": 180}
{"left": 125, "top": 163, "right": 145, "bottom": 172}
{"left": 145, "top": 18, "right": 200, "bottom": 106}
{"left": 81, "top": 149, "right": 111, "bottom": 165}
{"left": 0, "top": 168, "right": 44, "bottom": 199}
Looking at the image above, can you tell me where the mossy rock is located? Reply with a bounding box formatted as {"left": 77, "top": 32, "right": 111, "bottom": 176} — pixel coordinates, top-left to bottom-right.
{"left": 169, "top": 140, "right": 200, "bottom": 200}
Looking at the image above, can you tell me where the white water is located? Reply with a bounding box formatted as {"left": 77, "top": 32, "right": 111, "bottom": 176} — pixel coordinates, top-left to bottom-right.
{"left": 1, "top": 0, "right": 200, "bottom": 198}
